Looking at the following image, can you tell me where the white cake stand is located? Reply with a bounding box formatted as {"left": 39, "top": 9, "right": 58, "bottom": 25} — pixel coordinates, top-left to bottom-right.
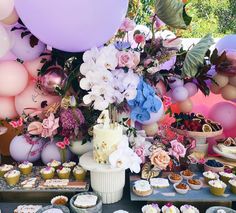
{"left": 79, "top": 151, "right": 125, "bottom": 204}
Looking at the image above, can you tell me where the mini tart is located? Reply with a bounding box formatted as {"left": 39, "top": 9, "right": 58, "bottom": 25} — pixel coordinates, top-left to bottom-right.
{"left": 229, "top": 179, "right": 236, "bottom": 194}
{"left": 57, "top": 167, "right": 71, "bottom": 179}
{"left": 51, "top": 195, "right": 68, "bottom": 205}
{"left": 168, "top": 173, "right": 183, "bottom": 184}
{"left": 203, "top": 171, "right": 219, "bottom": 184}
{"left": 40, "top": 167, "right": 55, "bottom": 180}
{"left": 133, "top": 180, "right": 153, "bottom": 197}
{"left": 74, "top": 194, "right": 98, "bottom": 208}
{"left": 73, "top": 166, "right": 86, "bottom": 181}
{"left": 219, "top": 171, "right": 235, "bottom": 183}
{"left": 18, "top": 161, "right": 33, "bottom": 175}
{"left": 187, "top": 179, "right": 202, "bottom": 190}
{"left": 174, "top": 183, "right": 189, "bottom": 194}
{"left": 62, "top": 161, "right": 76, "bottom": 169}
{"left": 180, "top": 170, "right": 194, "bottom": 180}
{"left": 180, "top": 204, "right": 199, "bottom": 213}
{"left": 0, "top": 164, "right": 13, "bottom": 177}
{"left": 150, "top": 178, "right": 169, "bottom": 188}
{"left": 209, "top": 180, "right": 227, "bottom": 196}
{"left": 47, "top": 160, "right": 61, "bottom": 169}
{"left": 4, "top": 170, "right": 20, "bottom": 186}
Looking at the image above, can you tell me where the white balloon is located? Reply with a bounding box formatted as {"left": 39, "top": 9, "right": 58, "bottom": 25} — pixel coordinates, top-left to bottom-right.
{"left": 172, "top": 86, "right": 189, "bottom": 102}
{"left": 0, "top": 0, "right": 14, "bottom": 20}
{"left": 215, "top": 35, "right": 236, "bottom": 54}
{"left": 0, "top": 25, "right": 11, "bottom": 57}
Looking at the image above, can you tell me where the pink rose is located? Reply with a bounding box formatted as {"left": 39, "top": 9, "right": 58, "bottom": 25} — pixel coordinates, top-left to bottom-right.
{"left": 56, "top": 142, "right": 66, "bottom": 149}
{"left": 27, "top": 121, "right": 43, "bottom": 135}
{"left": 119, "top": 17, "right": 136, "bottom": 32}
{"left": 134, "top": 146, "right": 145, "bottom": 163}
{"left": 132, "top": 51, "right": 140, "bottom": 68}
{"left": 134, "top": 33, "right": 145, "bottom": 44}
{"left": 117, "top": 50, "right": 140, "bottom": 69}
{"left": 41, "top": 113, "right": 59, "bottom": 138}
{"left": 168, "top": 140, "right": 186, "bottom": 161}
{"left": 150, "top": 148, "right": 170, "bottom": 170}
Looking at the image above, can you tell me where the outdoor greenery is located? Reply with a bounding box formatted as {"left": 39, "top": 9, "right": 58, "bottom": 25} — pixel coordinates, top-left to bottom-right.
{"left": 133, "top": 0, "right": 236, "bottom": 38}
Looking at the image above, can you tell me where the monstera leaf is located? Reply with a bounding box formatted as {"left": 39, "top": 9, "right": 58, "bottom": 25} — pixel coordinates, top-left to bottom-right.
{"left": 155, "top": 0, "right": 192, "bottom": 29}
{"left": 182, "top": 34, "right": 214, "bottom": 78}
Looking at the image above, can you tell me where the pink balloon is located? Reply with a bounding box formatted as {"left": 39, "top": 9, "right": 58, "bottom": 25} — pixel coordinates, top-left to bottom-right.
{"left": 192, "top": 104, "right": 210, "bottom": 117}
{"left": 0, "top": 61, "right": 29, "bottom": 96}
{"left": 208, "top": 102, "right": 236, "bottom": 130}
{"left": 0, "top": 96, "right": 17, "bottom": 119}
{"left": 14, "top": 81, "right": 61, "bottom": 116}
{"left": 172, "top": 86, "right": 188, "bottom": 102}
{"left": 184, "top": 82, "right": 198, "bottom": 97}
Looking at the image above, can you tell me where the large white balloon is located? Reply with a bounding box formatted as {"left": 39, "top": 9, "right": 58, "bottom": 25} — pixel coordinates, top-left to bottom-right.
{"left": 0, "top": 0, "right": 14, "bottom": 20}
{"left": 0, "top": 25, "right": 11, "bottom": 57}
{"left": 215, "top": 35, "right": 236, "bottom": 53}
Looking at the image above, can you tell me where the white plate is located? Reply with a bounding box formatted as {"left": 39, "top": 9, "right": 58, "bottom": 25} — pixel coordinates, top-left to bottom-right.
{"left": 213, "top": 146, "right": 236, "bottom": 162}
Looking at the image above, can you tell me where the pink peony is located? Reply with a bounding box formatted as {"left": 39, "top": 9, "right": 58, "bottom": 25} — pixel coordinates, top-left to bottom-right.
{"left": 41, "top": 113, "right": 59, "bottom": 138}
{"left": 168, "top": 140, "right": 186, "bottom": 161}
{"left": 134, "top": 146, "right": 145, "bottom": 163}
{"left": 117, "top": 50, "right": 140, "bottom": 69}
{"left": 119, "top": 17, "right": 136, "bottom": 32}
{"left": 150, "top": 148, "right": 170, "bottom": 170}
{"left": 134, "top": 33, "right": 145, "bottom": 44}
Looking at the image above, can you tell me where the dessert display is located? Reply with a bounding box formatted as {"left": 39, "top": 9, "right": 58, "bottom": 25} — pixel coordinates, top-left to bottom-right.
{"left": 180, "top": 170, "right": 194, "bottom": 180}
{"left": 51, "top": 195, "right": 68, "bottom": 205}
{"left": 0, "top": 164, "right": 14, "bottom": 177}
{"left": 180, "top": 205, "right": 199, "bottom": 213}
{"left": 133, "top": 180, "right": 153, "bottom": 196}
{"left": 174, "top": 183, "right": 189, "bottom": 194}
{"left": 40, "top": 167, "right": 55, "bottom": 180}
{"left": 204, "top": 159, "right": 224, "bottom": 173}
{"left": 141, "top": 162, "right": 160, "bottom": 179}
{"left": 161, "top": 203, "right": 180, "bottom": 213}
{"left": 73, "top": 165, "right": 87, "bottom": 181}
{"left": 14, "top": 205, "right": 42, "bottom": 213}
{"left": 142, "top": 203, "right": 161, "bottom": 213}
{"left": 216, "top": 137, "right": 236, "bottom": 154}
{"left": 229, "top": 179, "right": 236, "bottom": 194}
{"left": 150, "top": 178, "right": 169, "bottom": 188}
{"left": 62, "top": 161, "right": 76, "bottom": 169}
{"left": 168, "top": 173, "right": 183, "bottom": 184}
{"left": 20, "top": 177, "right": 37, "bottom": 188}
{"left": 18, "top": 161, "right": 33, "bottom": 175}
{"left": 56, "top": 167, "right": 71, "bottom": 179}
{"left": 47, "top": 160, "right": 61, "bottom": 169}
{"left": 208, "top": 180, "right": 227, "bottom": 196}
{"left": 187, "top": 179, "right": 202, "bottom": 190}
{"left": 4, "top": 170, "right": 20, "bottom": 186}
{"left": 203, "top": 171, "right": 219, "bottom": 183}
{"left": 219, "top": 171, "right": 235, "bottom": 183}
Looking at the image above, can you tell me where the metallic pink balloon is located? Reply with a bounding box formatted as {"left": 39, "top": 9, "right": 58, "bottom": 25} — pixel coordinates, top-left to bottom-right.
{"left": 15, "top": 0, "right": 128, "bottom": 52}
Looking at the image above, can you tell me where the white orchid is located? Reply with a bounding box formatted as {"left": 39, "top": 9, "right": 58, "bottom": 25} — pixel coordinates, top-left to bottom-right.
{"left": 83, "top": 47, "right": 100, "bottom": 63}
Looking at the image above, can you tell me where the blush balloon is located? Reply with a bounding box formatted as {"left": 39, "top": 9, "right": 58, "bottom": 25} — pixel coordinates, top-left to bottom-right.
{"left": 0, "top": 24, "right": 12, "bottom": 58}
{"left": 184, "top": 82, "right": 198, "bottom": 97}
{"left": 0, "top": 51, "right": 16, "bottom": 61}
{"left": 192, "top": 104, "right": 210, "bottom": 117}
{"left": 168, "top": 76, "right": 184, "bottom": 89}
{"left": 0, "top": 61, "right": 28, "bottom": 96}
{"left": 0, "top": 96, "right": 17, "bottom": 119}
{"left": 178, "top": 99, "right": 193, "bottom": 113}
{"left": 1, "top": 8, "right": 19, "bottom": 25}
{"left": 172, "top": 86, "right": 188, "bottom": 102}
{"left": 0, "top": 0, "right": 14, "bottom": 20}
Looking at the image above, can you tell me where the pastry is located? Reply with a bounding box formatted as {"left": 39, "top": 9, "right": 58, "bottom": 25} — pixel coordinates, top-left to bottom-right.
{"left": 40, "top": 167, "right": 55, "bottom": 180}
{"left": 150, "top": 178, "right": 169, "bottom": 188}
{"left": 168, "top": 173, "right": 182, "bottom": 184}
{"left": 217, "top": 137, "right": 236, "bottom": 154}
{"left": 14, "top": 205, "right": 42, "bottom": 213}
{"left": 162, "top": 203, "right": 180, "bottom": 213}
{"left": 180, "top": 205, "right": 199, "bottom": 213}
{"left": 74, "top": 194, "right": 98, "bottom": 208}
{"left": 133, "top": 180, "right": 152, "bottom": 196}
{"left": 180, "top": 170, "right": 194, "bottom": 180}
{"left": 62, "top": 161, "right": 76, "bottom": 169}
{"left": 20, "top": 177, "right": 37, "bottom": 188}
{"left": 51, "top": 195, "right": 68, "bottom": 205}
{"left": 187, "top": 179, "right": 202, "bottom": 190}
{"left": 142, "top": 203, "right": 161, "bottom": 213}
{"left": 229, "top": 179, "right": 236, "bottom": 194}
{"left": 43, "top": 179, "right": 69, "bottom": 188}
{"left": 203, "top": 171, "right": 219, "bottom": 184}
{"left": 209, "top": 180, "right": 227, "bottom": 196}
{"left": 47, "top": 160, "right": 61, "bottom": 169}
{"left": 204, "top": 159, "right": 224, "bottom": 173}
{"left": 141, "top": 162, "right": 160, "bottom": 179}
{"left": 0, "top": 164, "right": 13, "bottom": 177}
{"left": 174, "top": 183, "right": 189, "bottom": 194}
{"left": 219, "top": 171, "right": 235, "bottom": 183}
{"left": 4, "top": 170, "right": 20, "bottom": 186}
{"left": 57, "top": 167, "right": 71, "bottom": 179}
{"left": 73, "top": 165, "right": 86, "bottom": 181}
{"left": 18, "top": 161, "right": 33, "bottom": 175}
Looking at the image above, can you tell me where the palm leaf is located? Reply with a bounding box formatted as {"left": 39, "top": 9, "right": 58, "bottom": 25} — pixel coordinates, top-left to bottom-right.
{"left": 182, "top": 34, "right": 214, "bottom": 78}
{"left": 155, "top": 0, "right": 192, "bottom": 29}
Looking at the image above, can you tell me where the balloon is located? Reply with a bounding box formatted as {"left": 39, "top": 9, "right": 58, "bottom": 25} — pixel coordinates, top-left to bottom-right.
{"left": 229, "top": 76, "right": 236, "bottom": 87}
{"left": 0, "top": 61, "right": 28, "bottom": 96}
{"left": 192, "top": 104, "right": 209, "bottom": 117}
{"left": 213, "top": 74, "right": 229, "bottom": 88}
{"left": 155, "top": 80, "right": 166, "bottom": 96}
{"left": 15, "top": 0, "right": 129, "bottom": 52}
{"left": 69, "top": 140, "right": 93, "bottom": 156}
{"left": 172, "top": 86, "right": 188, "bottom": 102}
{"left": 0, "top": 24, "right": 11, "bottom": 57}
{"left": 205, "top": 66, "right": 216, "bottom": 86}
{"left": 1, "top": 8, "right": 18, "bottom": 25}
{"left": 209, "top": 102, "right": 236, "bottom": 130}
{"left": 10, "top": 135, "right": 44, "bottom": 162}
{"left": 142, "top": 123, "right": 158, "bottom": 136}
{"left": 11, "top": 29, "right": 46, "bottom": 61}
{"left": 221, "top": 84, "right": 236, "bottom": 100}
{"left": 210, "top": 83, "right": 221, "bottom": 94}
{"left": 184, "top": 82, "right": 198, "bottom": 97}
{"left": 178, "top": 99, "right": 193, "bottom": 113}
{"left": 41, "top": 141, "right": 72, "bottom": 165}
{"left": 168, "top": 76, "right": 184, "bottom": 89}
{"left": 0, "top": 0, "right": 14, "bottom": 20}
{"left": 0, "top": 51, "right": 16, "bottom": 61}
{"left": 215, "top": 35, "right": 236, "bottom": 54}
{"left": 160, "top": 56, "right": 176, "bottom": 71}
{"left": 0, "top": 97, "right": 17, "bottom": 119}
{"left": 24, "top": 53, "right": 51, "bottom": 79}
{"left": 14, "top": 81, "right": 61, "bottom": 116}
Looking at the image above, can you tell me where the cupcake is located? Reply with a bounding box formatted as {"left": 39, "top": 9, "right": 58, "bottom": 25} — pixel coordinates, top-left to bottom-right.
{"left": 174, "top": 183, "right": 189, "bottom": 194}
{"left": 142, "top": 203, "right": 161, "bottom": 213}
{"left": 162, "top": 203, "right": 180, "bottom": 213}
{"left": 168, "top": 173, "right": 183, "bottom": 184}
{"left": 219, "top": 171, "right": 235, "bottom": 183}
{"left": 47, "top": 160, "right": 61, "bottom": 170}
{"left": 209, "top": 180, "right": 227, "bottom": 196}
{"left": 73, "top": 166, "right": 86, "bottom": 181}
{"left": 62, "top": 161, "right": 76, "bottom": 169}
{"left": 40, "top": 167, "right": 55, "bottom": 180}
{"left": 203, "top": 171, "right": 219, "bottom": 184}
{"left": 18, "top": 161, "right": 33, "bottom": 175}
{"left": 51, "top": 195, "right": 68, "bottom": 205}
{"left": 229, "top": 179, "right": 236, "bottom": 194}
{"left": 180, "top": 204, "right": 199, "bottom": 213}
{"left": 180, "top": 170, "right": 194, "bottom": 180}
{"left": 57, "top": 167, "right": 71, "bottom": 179}
{"left": 187, "top": 179, "right": 202, "bottom": 190}
{"left": 133, "top": 180, "right": 152, "bottom": 196}
{"left": 4, "top": 170, "right": 20, "bottom": 186}
{"left": 0, "top": 164, "right": 13, "bottom": 177}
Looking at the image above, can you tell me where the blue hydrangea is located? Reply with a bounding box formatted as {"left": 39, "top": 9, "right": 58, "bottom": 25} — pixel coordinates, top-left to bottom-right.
{"left": 114, "top": 41, "right": 131, "bottom": 51}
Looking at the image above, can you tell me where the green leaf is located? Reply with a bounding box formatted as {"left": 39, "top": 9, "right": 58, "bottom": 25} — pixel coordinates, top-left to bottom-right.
{"left": 182, "top": 34, "right": 214, "bottom": 77}
{"left": 155, "top": 0, "right": 192, "bottom": 29}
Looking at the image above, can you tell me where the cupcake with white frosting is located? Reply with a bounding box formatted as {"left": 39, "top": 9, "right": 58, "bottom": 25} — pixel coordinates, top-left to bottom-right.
{"left": 219, "top": 171, "right": 235, "bottom": 183}
{"left": 47, "top": 160, "right": 61, "bottom": 169}
{"left": 4, "top": 170, "right": 20, "bottom": 186}
{"left": 73, "top": 166, "right": 86, "bottom": 181}
{"left": 0, "top": 164, "right": 13, "bottom": 177}
{"left": 18, "top": 161, "right": 33, "bottom": 175}
{"left": 142, "top": 203, "right": 160, "bottom": 213}
{"left": 57, "top": 167, "right": 71, "bottom": 179}
{"left": 203, "top": 171, "right": 219, "bottom": 184}
{"left": 180, "top": 204, "right": 199, "bottom": 213}
{"left": 62, "top": 161, "right": 76, "bottom": 169}
{"left": 133, "top": 180, "right": 152, "bottom": 197}
{"left": 209, "top": 180, "right": 227, "bottom": 196}
{"left": 229, "top": 179, "right": 236, "bottom": 194}
{"left": 162, "top": 203, "right": 180, "bottom": 213}
{"left": 40, "top": 167, "right": 55, "bottom": 180}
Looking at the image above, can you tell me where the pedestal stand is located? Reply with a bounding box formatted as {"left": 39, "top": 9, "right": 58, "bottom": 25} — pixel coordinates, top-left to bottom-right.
{"left": 80, "top": 151, "right": 125, "bottom": 204}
